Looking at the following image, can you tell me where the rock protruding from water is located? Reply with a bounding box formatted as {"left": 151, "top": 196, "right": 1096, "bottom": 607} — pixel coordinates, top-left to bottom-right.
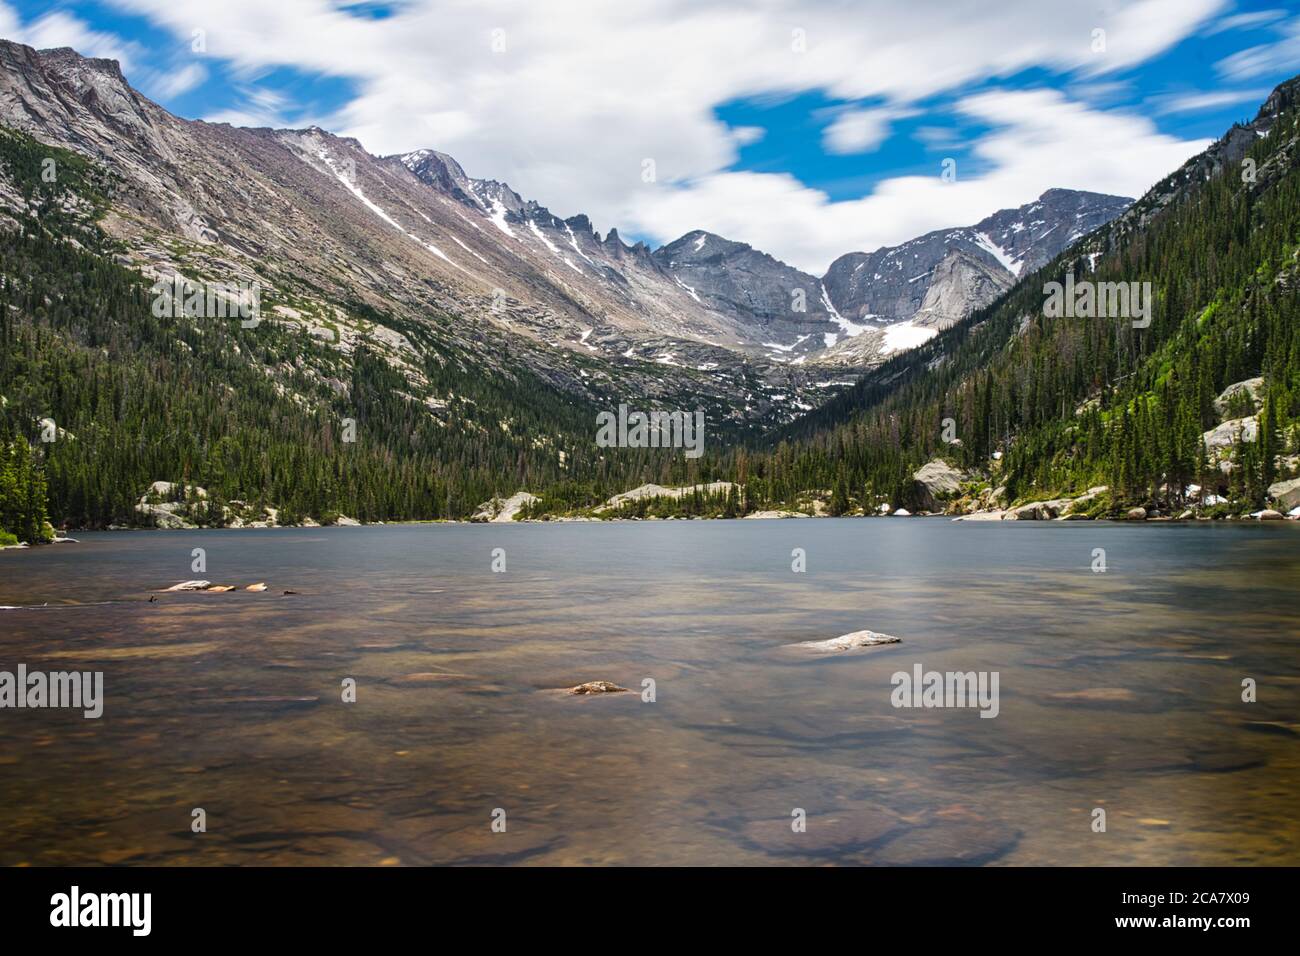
{"left": 567, "top": 680, "right": 630, "bottom": 695}
{"left": 787, "top": 630, "right": 901, "bottom": 652}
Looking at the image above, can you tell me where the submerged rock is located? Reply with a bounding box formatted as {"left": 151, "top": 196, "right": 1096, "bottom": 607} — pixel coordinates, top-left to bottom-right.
{"left": 874, "top": 819, "right": 1020, "bottom": 866}
{"left": 787, "top": 630, "right": 901, "bottom": 652}
{"left": 389, "top": 672, "right": 472, "bottom": 685}
{"left": 1048, "top": 688, "right": 1136, "bottom": 703}
{"left": 743, "top": 810, "right": 903, "bottom": 856}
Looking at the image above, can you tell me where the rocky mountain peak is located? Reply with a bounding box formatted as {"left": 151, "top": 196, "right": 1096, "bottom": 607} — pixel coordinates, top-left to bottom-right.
{"left": 399, "top": 147, "right": 480, "bottom": 208}
{"left": 823, "top": 187, "right": 1132, "bottom": 331}
{"left": 37, "top": 46, "right": 128, "bottom": 82}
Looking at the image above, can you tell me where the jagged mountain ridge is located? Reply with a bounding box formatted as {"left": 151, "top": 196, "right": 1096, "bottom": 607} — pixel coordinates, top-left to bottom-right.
{"left": 818, "top": 187, "right": 1132, "bottom": 364}
{"left": 402, "top": 133, "right": 1130, "bottom": 369}
{"left": 0, "top": 37, "right": 1129, "bottom": 429}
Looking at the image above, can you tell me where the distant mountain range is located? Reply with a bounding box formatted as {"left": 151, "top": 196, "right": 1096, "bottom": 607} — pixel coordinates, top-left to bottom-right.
{"left": 0, "top": 38, "right": 1129, "bottom": 426}
{"left": 8, "top": 36, "right": 1290, "bottom": 531}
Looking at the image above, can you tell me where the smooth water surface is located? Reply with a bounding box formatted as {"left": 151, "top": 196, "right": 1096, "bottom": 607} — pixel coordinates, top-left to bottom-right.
{"left": 1, "top": 519, "right": 1298, "bottom": 865}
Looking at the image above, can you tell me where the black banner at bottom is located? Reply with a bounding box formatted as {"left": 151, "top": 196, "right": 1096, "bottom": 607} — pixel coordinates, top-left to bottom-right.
{"left": 0, "top": 865, "right": 1287, "bottom": 941}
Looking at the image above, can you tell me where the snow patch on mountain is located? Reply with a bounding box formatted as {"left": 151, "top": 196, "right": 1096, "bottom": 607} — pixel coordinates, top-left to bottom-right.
{"left": 974, "top": 231, "right": 1021, "bottom": 275}
{"left": 880, "top": 321, "right": 939, "bottom": 355}
{"left": 486, "top": 199, "right": 516, "bottom": 238}
{"left": 310, "top": 145, "right": 466, "bottom": 273}
{"left": 528, "top": 219, "right": 583, "bottom": 274}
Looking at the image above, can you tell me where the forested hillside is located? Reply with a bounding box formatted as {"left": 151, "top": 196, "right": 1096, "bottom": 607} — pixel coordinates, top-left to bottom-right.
{"left": 707, "top": 76, "right": 1300, "bottom": 517}
{"left": 0, "top": 128, "right": 712, "bottom": 536}
{"left": 4, "top": 72, "right": 1300, "bottom": 535}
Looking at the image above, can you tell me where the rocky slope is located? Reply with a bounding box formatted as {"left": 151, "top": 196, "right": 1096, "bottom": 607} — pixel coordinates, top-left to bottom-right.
{"left": 0, "top": 38, "right": 1131, "bottom": 430}
{"left": 819, "top": 188, "right": 1130, "bottom": 363}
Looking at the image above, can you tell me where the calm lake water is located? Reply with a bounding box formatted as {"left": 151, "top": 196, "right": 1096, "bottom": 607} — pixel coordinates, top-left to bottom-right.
{"left": 2, "top": 519, "right": 1298, "bottom": 866}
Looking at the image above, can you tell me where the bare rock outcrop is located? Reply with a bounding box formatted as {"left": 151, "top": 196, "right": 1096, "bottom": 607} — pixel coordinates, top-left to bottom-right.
{"left": 470, "top": 491, "right": 539, "bottom": 522}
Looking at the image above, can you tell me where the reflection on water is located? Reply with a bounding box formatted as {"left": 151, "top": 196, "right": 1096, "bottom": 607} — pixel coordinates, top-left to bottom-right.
{"left": 1, "top": 520, "right": 1298, "bottom": 866}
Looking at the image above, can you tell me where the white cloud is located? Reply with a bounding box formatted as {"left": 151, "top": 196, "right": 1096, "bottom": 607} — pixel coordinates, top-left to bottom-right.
{"left": 1150, "top": 87, "right": 1270, "bottom": 114}
{"left": 1205, "top": 9, "right": 1288, "bottom": 36}
{"left": 632, "top": 90, "right": 1210, "bottom": 272}
{"left": 822, "top": 106, "right": 914, "bottom": 155}
{"left": 204, "top": 86, "right": 320, "bottom": 129}
{"left": 142, "top": 62, "right": 208, "bottom": 100}
{"left": 1217, "top": 16, "right": 1300, "bottom": 80}
{"left": 0, "top": 3, "right": 18, "bottom": 39}
{"left": 82, "top": 0, "right": 1222, "bottom": 271}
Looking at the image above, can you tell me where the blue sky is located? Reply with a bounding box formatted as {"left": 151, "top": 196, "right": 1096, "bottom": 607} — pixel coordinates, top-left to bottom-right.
{"left": 3, "top": 1, "right": 1299, "bottom": 270}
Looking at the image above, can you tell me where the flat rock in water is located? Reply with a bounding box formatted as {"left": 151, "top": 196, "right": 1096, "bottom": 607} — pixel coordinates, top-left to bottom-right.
{"left": 786, "top": 630, "right": 901, "bottom": 652}
{"left": 164, "top": 580, "right": 210, "bottom": 591}
{"left": 567, "top": 680, "right": 629, "bottom": 695}
{"left": 245, "top": 582, "right": 268, "bottom": 591}
{"left": 743, "top": 810, "right": 904, "bottom": 856}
